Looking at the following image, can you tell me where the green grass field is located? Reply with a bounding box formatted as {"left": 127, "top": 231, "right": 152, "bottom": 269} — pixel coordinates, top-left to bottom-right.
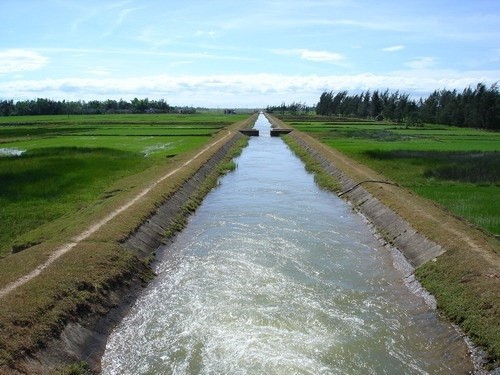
{"left": 285, "top": 118, "right": 500, "bottom": 235}
{"left": 0, "top": 113, "right": 255, "bottom": 372}
{"left": 280, "top": 116, "right": 500, "bottom": 366}
{"left": 0, "top": 113, "right": 248, "bottom": 258}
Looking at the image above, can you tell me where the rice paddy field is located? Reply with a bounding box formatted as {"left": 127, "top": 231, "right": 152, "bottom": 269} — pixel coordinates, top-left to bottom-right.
{"left": 282, "top": 117, "right": 500, "bottom": 236}
{"left": 0, "top": 113, "right": 249, "bottom": 258}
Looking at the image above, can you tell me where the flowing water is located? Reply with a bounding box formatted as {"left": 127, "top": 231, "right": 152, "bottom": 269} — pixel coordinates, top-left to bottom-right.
{"left": 102, "top": 114, "right": 472, "bottom": 374}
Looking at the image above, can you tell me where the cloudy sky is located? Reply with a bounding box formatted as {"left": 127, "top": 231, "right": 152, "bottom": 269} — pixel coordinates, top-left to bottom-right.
{"left": 1, "top": 0, "right": 499, "bottom": 107}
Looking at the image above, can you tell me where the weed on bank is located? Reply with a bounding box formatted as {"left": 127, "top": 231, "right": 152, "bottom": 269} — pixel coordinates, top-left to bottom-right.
{"left": 286, "top": 118, "right": 499, "bottom": 236}
{"left": 280, "top": 115, "right": 500, "bottom": 367}
{"left": 0, "top": 113, "right": 248, "bottom": 258}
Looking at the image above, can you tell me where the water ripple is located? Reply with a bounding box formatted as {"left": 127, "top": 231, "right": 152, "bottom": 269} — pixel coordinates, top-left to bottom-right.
{"left": 102, "top": 115, "right": 472, "bottom": 374}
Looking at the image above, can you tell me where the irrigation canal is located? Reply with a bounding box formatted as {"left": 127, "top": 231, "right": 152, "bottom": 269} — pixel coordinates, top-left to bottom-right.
{"left": 102, "top": 114, "right": 472, "bottom": 374}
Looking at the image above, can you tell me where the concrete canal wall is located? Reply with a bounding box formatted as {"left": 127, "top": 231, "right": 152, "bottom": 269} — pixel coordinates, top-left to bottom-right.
{"left": 20, "top": 130, "right": 248, "bottom": 373}
{"left": 122, "top": 131, "right": 246, "bottom": 259}
{"left": 286, "top": 131, "right": 444, "bottom": 268}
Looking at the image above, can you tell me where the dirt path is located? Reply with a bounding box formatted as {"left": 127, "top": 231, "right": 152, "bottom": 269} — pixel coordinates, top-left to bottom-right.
{"left": 0, "top": 132, "right": 233, "bottom": 300}
{"left": 293, "top": 130, "right": 499, "bottom": 265}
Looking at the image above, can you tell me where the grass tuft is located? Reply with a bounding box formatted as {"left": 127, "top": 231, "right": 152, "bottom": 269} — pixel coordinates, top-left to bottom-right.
{"left": 283, "top": 135, "right": 341, "bottom": 192}
{"left": 416, "top": 250, "right": 500, "bottom": 367}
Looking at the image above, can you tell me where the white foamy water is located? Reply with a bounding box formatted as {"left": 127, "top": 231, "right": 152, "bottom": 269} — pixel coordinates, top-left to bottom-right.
{"left": 143, "top": 142, "right": 174, "bottom": 157}
{"left": 0, "top": 147, "right": 25, "bottom": 156}
{"left": 102, "top": 115, "right": 472, "bottom": 374}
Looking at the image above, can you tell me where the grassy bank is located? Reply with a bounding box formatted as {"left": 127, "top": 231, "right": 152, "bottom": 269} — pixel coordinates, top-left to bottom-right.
{"left": 0, "top": 113, "right": 256, "bottom": 372}
{"left": 0, "top": 113, "right": 249, "bottom": 258}
{"left": 276, "top": 115, "right": 499, "bottom": 368}
{"left": 282, "top": 136, "right": 341, "bottom": 193}
{"left": 284, "top": 117, "right": 499, "bottom": 235}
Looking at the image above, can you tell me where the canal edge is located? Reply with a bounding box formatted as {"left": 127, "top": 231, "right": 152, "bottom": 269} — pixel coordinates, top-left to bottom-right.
{"left": 266, "top": 113, "right": 499, "bottom": 374}
{"left": 11, "top": 115, "right": 256, "bottom": 374}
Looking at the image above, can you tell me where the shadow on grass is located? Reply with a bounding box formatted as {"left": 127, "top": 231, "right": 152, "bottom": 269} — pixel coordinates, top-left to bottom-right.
{"left": 0, "top": 147, "right": 142, "bottom": 201}
{"left": 0, "top": 126, "right": 96, "bottom": 139}
{"left": 364, "top": 150, "right": 500, "bottom": 184}
{"left": 0, "top": 147, "right": 148, "bottom": 256}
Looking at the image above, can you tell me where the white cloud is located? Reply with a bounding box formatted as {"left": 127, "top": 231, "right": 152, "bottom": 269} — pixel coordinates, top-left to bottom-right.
{"left": 0, "top": 49, "right": 49, "bottom": 74}
{"left": 1, "top": 71, "right": 498, "bottom": 107}
{"left": 326, "top": 18, "right": 409, "bottom": 32}
{"left": 272, "top": 48, "right": 347, "bottom": 65}
{"left": 195, "top": 30, "right": 217, "bottom": 38}
{"left": 381, "top": 45, "right": 405, "bottom": 52}
{"left": 133, "top": 27, "right": 174, "bottom": 48}
{"left": 84, "top": 66, "right": 113, "bottom": 76}
{"left": 405, "top": 56, "right": 437, "bottom": 70}
{"left": 299, "top": 49, "right": 346, "bottom": 63}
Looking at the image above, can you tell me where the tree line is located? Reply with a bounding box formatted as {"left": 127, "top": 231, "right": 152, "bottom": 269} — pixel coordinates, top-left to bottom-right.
{"left": 0, "top": 97, "right": 178, "bottom": 116}
{"left": 266, "top": 101, "right": 314, "bottom": 115}
{"left": 314, "top": 83, "right": 499, "bottom": 129}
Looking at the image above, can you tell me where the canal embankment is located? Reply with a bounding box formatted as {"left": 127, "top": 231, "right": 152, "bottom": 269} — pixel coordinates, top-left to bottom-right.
{"left": 12, "top": 111, "right": 497, "bottom": 373}
{"left": 266, "top": 113, "right": 499, "bottom": 372}
{"left": 4, "top": 115, "right": 255, "bottom": 374}
{"left": 102, "top": 113, "right": 474, "bottom": 374}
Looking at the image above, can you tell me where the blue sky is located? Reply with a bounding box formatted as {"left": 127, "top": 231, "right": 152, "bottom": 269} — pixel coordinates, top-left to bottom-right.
{"left": 1, "top": 0, "right": 499, "bottom": 107}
